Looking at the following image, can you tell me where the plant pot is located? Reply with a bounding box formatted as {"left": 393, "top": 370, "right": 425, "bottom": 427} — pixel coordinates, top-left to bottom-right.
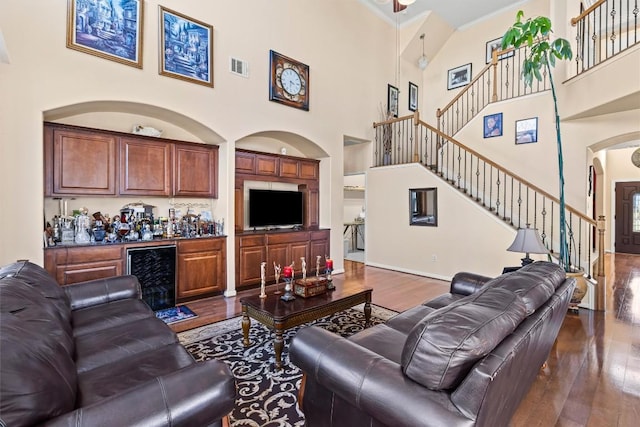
{"left": 567, "top": 269, "right": 587, "bottom": 310}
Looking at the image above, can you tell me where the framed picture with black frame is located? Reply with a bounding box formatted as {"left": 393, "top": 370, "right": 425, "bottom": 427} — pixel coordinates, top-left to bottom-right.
{"left": 485, "top": 36, "right": 515, "bottom": 64}
{"left": 483, "top": 112, "right": 503, "bottom": 138}
{"left": 387, "top": 84, "right": 399, "bottom": 118}
{"left": 408, "top": 82, "right": 418, "bottom": 112}
{"left": 447, "top": 63, "right": 472, "bottom": 90}
{"left": 515, "top": 117, "right": 538, "bottom": 144}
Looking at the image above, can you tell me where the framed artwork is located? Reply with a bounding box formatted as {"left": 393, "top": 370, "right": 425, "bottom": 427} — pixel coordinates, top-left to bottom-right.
{"left": 485, "top": 36, "right": 515, "bottom": 64}
{"left": 269, "top": 50, "right": 309, "bottom": 110}
{"left": 515, "top": 117, "right": 538, "bottom": 144}
{"left": 159, "top": 6, "right": 214, "bottom": 87}
{"left": 66, "top": 0, "right": 144, "bottom": 68}
{"left": 408, "top": 82, "right": 418, "bottom": 112}
{"left": 387, "top": 84, "right": 399, "bottom": 118}
{"left": 483, "top": 112, "right": 503, "bottom": 138}
{"left": 447, "top": 63, "right": 472, "bottom": 90}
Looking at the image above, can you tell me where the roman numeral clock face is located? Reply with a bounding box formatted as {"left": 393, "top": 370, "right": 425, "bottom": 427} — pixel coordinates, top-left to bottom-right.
{"left": 269, "top": 50, "right": 309, "bottom": 111}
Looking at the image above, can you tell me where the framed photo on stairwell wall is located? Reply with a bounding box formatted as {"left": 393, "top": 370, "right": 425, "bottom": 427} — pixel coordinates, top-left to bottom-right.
{"left": 408, "top": 82, "right": 418, "bottom": 112}
{"left": 447, "top": 63, "right": 471, "bottom": 90}
{"left": 387, "top": 84, "right": 399, "bottom": 118}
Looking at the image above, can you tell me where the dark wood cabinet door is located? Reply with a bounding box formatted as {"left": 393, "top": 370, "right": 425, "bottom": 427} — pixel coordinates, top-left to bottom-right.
{"left": 238, "top": 245, "right": 267, "bottom": 287}
{"left": 174, "top": 143, "right": 218, "bottom": 198}
{"left": 45, "top": 125, "right": 117, "bottom": 196}
{"left": 267, "top": 243, "right": 290, "bottom": 281}
{"left": 235, "top": 151, "right": 256, "bottom": 174}
{"left": 310, "top": 240, "right": 329, "bottom": 274}
{"left": 177, "top": 239, "right": 226, "bottom": 300}
{"left": 120, "top": 137, "right": 171, "bottom": 196}
{"left": 279, "top": 158, "right": 299, "bottom": 178}
{"left": 44, "top": 245, "right": 124, "bottom": 285}
{"left": 307, "top": 188, "right": 320, "bottom": 228}
{"left": 256, "top": 155, "right": 279, "bottom": 176}
{"left": 299, "top": 160, "right": 319, "bottom": 180}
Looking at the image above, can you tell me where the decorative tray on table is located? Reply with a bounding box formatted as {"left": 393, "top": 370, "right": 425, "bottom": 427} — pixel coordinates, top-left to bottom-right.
{"left": 294, "top": 277, "right": 328, "bottom": 298}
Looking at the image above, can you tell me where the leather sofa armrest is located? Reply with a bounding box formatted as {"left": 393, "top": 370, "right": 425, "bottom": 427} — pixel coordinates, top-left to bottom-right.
{"left": 63, "top": 275, "right": 142, "bottom": 311}
{"left": 289, "top": 326, "right": 473, "bottom": 427}
{"left": 450, "top": 272, "right": 493, "bottom": 295}
{"left": 42, "top": 360, "right": 236, "bottom": 427}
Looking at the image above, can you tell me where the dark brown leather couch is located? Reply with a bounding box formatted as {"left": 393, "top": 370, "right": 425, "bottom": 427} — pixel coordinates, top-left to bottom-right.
{"left": 0, "top": 261, "right": 236, "bottom": 427}
{"left": 290, "top": 261, "right": 575, "bottom": 427}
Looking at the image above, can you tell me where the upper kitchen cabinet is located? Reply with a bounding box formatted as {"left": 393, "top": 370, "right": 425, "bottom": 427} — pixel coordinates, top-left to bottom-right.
{"left": 44, "top": 122, "right": 219, "bottom": 198}
{"left": 44, "top": 124, "right": 117, "bottom": 196}
{"left": 119, "top": 137, "right": 172, "bottom": 196}
{"left": 173, "top": 143, "right": 218, "bottom": 198}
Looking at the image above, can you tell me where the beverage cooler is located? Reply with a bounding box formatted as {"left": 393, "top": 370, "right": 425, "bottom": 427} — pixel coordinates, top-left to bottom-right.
{"left": 126, "top": 245, "right": 176, "bottom": 311}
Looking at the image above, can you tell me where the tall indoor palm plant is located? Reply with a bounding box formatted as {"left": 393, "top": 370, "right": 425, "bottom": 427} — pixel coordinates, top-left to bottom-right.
{"left": 502, "top": 11, "right": 573, "bottom": 271}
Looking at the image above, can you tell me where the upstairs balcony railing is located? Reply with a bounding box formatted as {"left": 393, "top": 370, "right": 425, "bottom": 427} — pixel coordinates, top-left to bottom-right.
{"left": 436, "top": 45, "right": 549, "bottom": 137}
{"left": 373, "top": 113, "right": 597, "bottom": 277}
{"left": 571, "top": 0, "right": 640, "bottom": 77}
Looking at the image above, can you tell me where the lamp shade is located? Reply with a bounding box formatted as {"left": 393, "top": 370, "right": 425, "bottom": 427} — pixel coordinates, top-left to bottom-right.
{"left": 507, "top": 226, "right": 548, "bottom": 255}
{"left": 398, "top": 0, "right": 416, "bottom": 5}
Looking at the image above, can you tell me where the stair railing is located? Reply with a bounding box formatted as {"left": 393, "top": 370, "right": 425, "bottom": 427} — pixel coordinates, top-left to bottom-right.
{"left": 571, "top": 0, "right": 640, "bottom": 77}
{"left": 373, "top": 113, "right": 597, "bottom": 277}
{"left": 436, "top": 45, "right": 550, "bottom": 137}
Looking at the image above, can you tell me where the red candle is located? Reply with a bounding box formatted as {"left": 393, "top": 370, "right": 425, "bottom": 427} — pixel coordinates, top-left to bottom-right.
{"left": 326, "top": 259, "right": 333, "bottom": 270}
{"left": 283, "top": 266, "right": 293, "bottom": 278}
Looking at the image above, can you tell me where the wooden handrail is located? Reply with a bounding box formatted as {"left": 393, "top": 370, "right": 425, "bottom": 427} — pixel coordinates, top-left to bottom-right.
{"left": 571, "top": 0, "right": 606, "bottom": 25}
{"left": 436, "top": 63, "right": 492, "bottom": 118}
{"left": 373, "top": 112, "right": 415, "bottom": 128}
{"left": 417, "top": 118, "right": 596, "bottom": 226}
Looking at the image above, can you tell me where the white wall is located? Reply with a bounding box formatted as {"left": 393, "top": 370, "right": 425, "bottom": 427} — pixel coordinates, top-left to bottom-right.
{"left": 366, "top": 164, "right": 535, "bottom": 280}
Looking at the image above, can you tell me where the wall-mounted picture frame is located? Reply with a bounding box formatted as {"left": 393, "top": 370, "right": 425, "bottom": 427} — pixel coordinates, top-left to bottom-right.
{"left": 159, "top": 6, "right": 213, "bottom": 87}
{"left": 515, "top": 117, "right": 538, "bottom": 144}
{"left": 447, "top": 63, "right": 472, "bottom": 90}
{"left": 485, "top": 36, "right": 515, "bottom": 64}
{"left": 66, "top": 0, "right": 144, "bottom": 68}
{"left": 408, "top": 82, "right": 418, "bottom": 112}
{"left": 483, "top": 112, "right": 503, "bottom": 138}
{"left": 388, "top": 84, "right": 399, "bottom": 118}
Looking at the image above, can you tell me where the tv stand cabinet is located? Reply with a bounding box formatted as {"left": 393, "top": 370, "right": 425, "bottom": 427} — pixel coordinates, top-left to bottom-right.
{"left": 236, "top": 229, "right": 330, "bottom": 289}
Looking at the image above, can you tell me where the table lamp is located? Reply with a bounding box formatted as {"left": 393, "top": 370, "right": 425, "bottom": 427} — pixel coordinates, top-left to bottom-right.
{"left": 506, "top": 224, "right": 548, "bottom": 266}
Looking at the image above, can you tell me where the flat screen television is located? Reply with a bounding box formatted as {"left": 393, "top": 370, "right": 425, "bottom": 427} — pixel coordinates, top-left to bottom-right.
{"left": 249, "top": 189, "right": 303, "bottom": 228}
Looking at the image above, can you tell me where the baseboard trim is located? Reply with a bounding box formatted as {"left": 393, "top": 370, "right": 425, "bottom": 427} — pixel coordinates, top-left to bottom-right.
{"left": 364, "top": 261, "right": 452, "bottom": 282}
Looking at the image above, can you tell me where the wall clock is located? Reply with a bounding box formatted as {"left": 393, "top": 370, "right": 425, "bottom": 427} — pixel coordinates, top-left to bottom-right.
{"left": 269, "top": 50, "right": 309, "bottom": 111}
{"left": 632, "top": 148, "right": 640, "bottom": 168}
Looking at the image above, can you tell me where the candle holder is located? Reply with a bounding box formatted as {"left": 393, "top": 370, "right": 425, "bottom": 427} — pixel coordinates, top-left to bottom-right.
{"left": 325, "top": 267, "right": 335, "bottom": 290}
{"left": 281, "top": 277, "right": 296, "bottom": 301}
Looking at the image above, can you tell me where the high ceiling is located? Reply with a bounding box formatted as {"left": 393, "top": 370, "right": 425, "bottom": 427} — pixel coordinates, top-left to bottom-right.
{"left": 361, "top": 0, "right": 532, "bottom": 29}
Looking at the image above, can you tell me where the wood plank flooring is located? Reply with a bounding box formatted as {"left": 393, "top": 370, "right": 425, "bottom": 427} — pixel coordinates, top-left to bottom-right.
{"left": 172, "top": 253, "right": 640, "bottom": 426}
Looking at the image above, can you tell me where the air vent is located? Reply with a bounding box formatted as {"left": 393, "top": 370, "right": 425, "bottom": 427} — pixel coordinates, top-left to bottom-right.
{"left": 229, "top": 57, "right": 249, "bottom": 78}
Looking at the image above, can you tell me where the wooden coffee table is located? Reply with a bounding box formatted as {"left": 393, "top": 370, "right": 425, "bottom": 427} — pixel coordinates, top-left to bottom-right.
{"left": 240, "top": 283, "right": 372, "bottom": 370}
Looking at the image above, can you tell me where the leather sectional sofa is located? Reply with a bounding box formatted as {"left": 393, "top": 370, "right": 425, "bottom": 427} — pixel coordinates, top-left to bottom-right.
{"left": 290, "top": 261, "right": 575, "bottom": 427}
{"left": 0, "top": 261, "right": 236, "bottom": 427}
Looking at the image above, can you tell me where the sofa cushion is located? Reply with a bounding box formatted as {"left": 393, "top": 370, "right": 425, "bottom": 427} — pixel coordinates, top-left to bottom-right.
{"left": 0, "top": 277, "right": 74, "bottom": 355}
{"left": 385, "top": 305, "right": 436, "bottom": 334}
{"left": 401, "top": 287, "right": 527, "bottom": 391}
{"left": 71, "top": 298, "right": 155, "bottom": 337}
{"left": 348, "top": 324, "right": 408, "bottom": 364}
{"left": 0, "top": 313, "right": 77, "bottom": 427}
{"left": 77, "top": 343, "right": 195, "bottom": 407}
{"left": 0, "top": 261, "right": 71, "bottom": 325}
{"left": 487, "top": 261, "right": 564, "bottom": 315}
{"left": 74, "top": 316, "right": 179, "bottom": 373}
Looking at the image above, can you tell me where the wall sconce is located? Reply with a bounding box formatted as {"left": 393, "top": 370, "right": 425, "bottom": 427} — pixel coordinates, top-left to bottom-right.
{"left": 506, "top": 224, "right": 548, "bottom": 266}
{"left": 418, "top": 33, "right": 428, "bottom": 70}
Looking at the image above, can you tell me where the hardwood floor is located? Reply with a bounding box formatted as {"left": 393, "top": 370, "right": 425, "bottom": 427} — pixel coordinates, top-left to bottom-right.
{"left": 172, "top": 254, "right": 640, "bottom": 426}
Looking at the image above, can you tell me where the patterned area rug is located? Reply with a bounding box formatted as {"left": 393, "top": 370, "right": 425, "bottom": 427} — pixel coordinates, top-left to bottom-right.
{"left": 179, "top": 303, "right": 397, "bottom": 426}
